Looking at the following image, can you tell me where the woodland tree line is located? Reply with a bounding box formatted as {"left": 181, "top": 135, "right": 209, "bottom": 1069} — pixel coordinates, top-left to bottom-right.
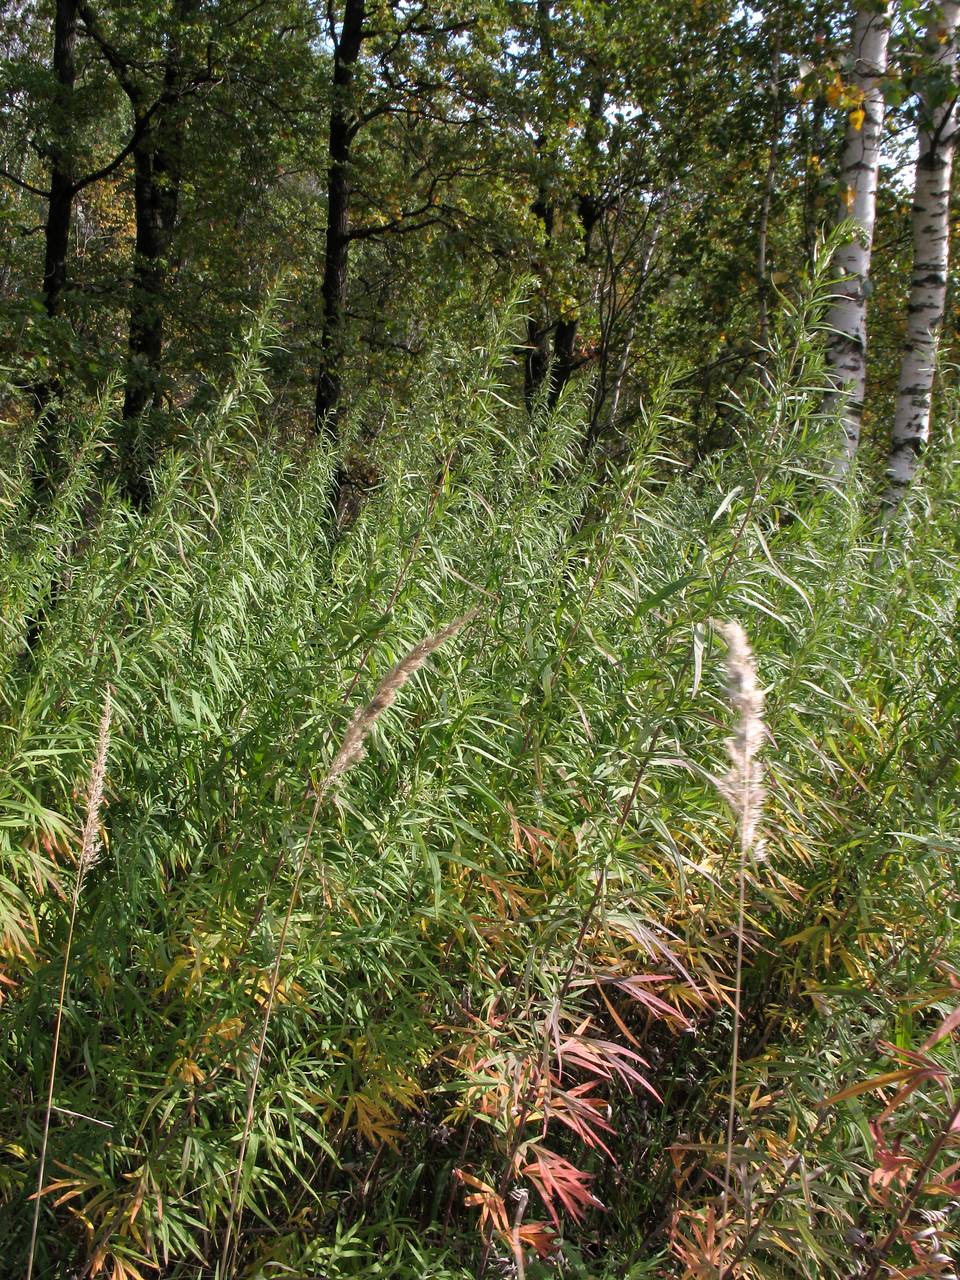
{"left": 2, "top": 0, "right": 959, "bottom": 501}
{"left": 2, "top": 4, "right": 960, "bottom": 1280}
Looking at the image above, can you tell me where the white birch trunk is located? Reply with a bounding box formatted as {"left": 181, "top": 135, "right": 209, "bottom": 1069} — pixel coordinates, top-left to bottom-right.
{"left": 886, "top": 1, "right": 960, "bottom": 503}
{"left": 825, "top": 5, "right": 892, "bottom": 471}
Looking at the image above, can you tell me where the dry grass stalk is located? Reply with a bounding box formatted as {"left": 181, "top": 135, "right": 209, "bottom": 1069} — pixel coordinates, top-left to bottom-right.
{"left": 321, "top": 608, "right": 479, "bottom": 794}
{"left": 714, "top": 621, "right": 765, "bottom": 1274}
{"left": 221, "top": 610, "right": 477, "bottom": 1277}
{"left": 26, "top": 687, "right": 113, "bottom": 1280}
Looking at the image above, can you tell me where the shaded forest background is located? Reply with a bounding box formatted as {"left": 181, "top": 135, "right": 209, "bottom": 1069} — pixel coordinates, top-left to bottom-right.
{"left": 1, "top": 0, "right": 949, "bottom": 484}
{"left": 1, "top": 3, "right": 960, "bottom": 1280}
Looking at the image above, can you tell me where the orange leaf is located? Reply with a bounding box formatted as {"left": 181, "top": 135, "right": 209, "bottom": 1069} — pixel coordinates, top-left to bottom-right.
{"left": 823, "top": 1068, "right": 917, "bottom": 1105}
{"left": 516, "top": 1221, "right": 559, "bottom": 1258}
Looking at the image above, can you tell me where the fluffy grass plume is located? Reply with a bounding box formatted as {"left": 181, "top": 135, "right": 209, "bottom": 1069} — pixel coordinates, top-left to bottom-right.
{"left": 321, "top": 608, "right": 480, "bottom": 795}
{"left": 715, "top": 621, "right": 765, "bottom": 1269}
{"left": 26, "top": 687, "right": 112, "bottom": 1280}
{"left": 716, "top": 619, "right": 766, "bottom": 857}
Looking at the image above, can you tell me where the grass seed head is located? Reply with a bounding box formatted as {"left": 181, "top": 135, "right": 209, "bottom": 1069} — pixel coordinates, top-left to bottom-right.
{"left": 716, "top": 620, "right": 765, "bottom": 854}
{"left": 321, "top": 609, "right": 478, "bottom": 795}
{"left": 79, "top": 687, "right": 112, "bottom": 874}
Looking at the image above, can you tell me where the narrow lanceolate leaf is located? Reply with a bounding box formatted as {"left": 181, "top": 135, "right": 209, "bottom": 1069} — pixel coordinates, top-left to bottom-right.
{"left": 825, "top": 4, "right": 892, "bottom": 469}
{"left": 921, "top": 1002, "right": 960, "bottom": 1051}
{"left": 886, "top": 2, "right": 960, "bottom": 504}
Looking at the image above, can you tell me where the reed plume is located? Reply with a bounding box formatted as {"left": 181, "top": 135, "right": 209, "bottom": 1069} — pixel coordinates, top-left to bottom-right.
{"left": 714, "top": 621, "right": 765, "bottom": 1273}
{"left": 715, "top": 619, "right": 766, "bottom": 855}
{"left": 26, "top": 687, "right": 113, "bottom": 1280}
{"left": 78, "top": 692, "right": 112, "bottom": 873}
{"left": 321, "top": 608, "right": 479, "bottom": 794}
{"left": 221, "top": 609, "right": 477, "bottom": 1277}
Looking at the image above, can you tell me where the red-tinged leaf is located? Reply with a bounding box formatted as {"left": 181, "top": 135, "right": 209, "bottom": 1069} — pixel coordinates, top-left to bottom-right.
{"left": 454, "top": 1168, "right": 497, "bottom": 1196}
{"left": 515, "top": 1221, "right": 560, "bottom": 1258}
{"left": 456, "top": 1167, "right": 510, "bottom": 1235}
{"left": 521, "top": 1144, "right": 604, "bottom": 1225}
{"left": 823, "top": 1068, "right": 918, "bottom": 1105}
{"left": 609, "top": 975, "right": 691, "bottom": 1027}
{"left": 556, "top": 1034, "right": 661, "bottom": 1100}
{"left": 876, "top": 1040, "right": 937, "bottom": 1070}
{"left": 546, "top": 1081, "right": 616, "bottom": 1156}
{"left": 923, "top": 1178, "right": 960, "bottom": 1195}
{"left": 868, "top": 1120, "right": 915, "bottom": 1193}
{"left": 878, "top": 1068, "right": 949, "bottom": 1121}
{"left": 921, "top": 1003, "right": 960, "bottom": 1051}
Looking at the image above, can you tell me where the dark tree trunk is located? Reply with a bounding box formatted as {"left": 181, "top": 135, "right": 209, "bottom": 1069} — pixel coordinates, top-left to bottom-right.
{"left": 42, "top": 172, "right": 74, "bottom": 324}
{"left": 31, "top": 0, "right": 79, "bottom": 506}
{"left": 315, "top": 0, "right": 366, "bottom": 432}
{"left": 525, "top": 192, "right": 601, "bottom": 411}
{"left": 524, "top": 60, "right": 604, "bottom": 412}
{"left": 33, "top": 0, "right": 78, "bottom": 423}
{"left": 547, "top": 193, "right": 600, "bottom": 408}
{"left": 123, "top": 126, "right": 181, "bottom": 422}
{"left": 524, "top": 313, "right": 552, "bottom": 407}
{"left": 42, "top": 0, "right": 78, "bottom": 322}
{"left": 549, "top": 317, "right": 578, "bottom": 407}
{"left": 120, "top": 2, "right": 192, "bottom": 506}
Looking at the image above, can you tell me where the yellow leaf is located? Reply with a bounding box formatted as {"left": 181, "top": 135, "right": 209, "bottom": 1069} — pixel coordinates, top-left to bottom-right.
{"left": 161, "top": 955, "right": 191, "bottom": 993}
{"left": 825, "top": 73, "right": 845, "bottom": 108}
{"left": 748, "top": 1087, "right": 776, "bottom": 1111}
{"left": 208, "top": 1017, "right": 243, "bottom": 1042}
{"left": 822, "top": 1068, "right": 917, "bottom": 1106}
{"left": 843, "top": 184, "right": 856, "bottom": 214}
{"left": 174, "top": 1057, "right": 204, "bottom": 1085}
{"left": 849, "top": 107, "right": 865, "bottom": 131}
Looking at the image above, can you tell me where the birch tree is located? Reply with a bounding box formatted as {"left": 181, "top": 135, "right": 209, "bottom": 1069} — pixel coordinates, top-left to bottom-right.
{"left": 886, "top": 1, "right": 960, "bottom": 503}
{"left": 825, "top": 3, "right": 891, "bottom": 470}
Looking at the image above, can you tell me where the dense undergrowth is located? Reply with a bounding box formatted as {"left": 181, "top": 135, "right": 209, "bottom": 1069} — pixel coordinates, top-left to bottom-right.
{"left": 1, "top": 260, "right": 959, "bottom": 1280}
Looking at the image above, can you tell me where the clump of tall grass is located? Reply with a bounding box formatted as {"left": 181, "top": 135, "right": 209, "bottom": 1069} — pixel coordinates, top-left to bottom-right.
{"left": 0, "top": 259, "right": 958, "bottom": 1280}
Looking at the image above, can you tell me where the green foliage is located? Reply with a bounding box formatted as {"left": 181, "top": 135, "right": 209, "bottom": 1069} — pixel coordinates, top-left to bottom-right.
{"left": 1, "top": 265, "right": 959, "bottom": 1280}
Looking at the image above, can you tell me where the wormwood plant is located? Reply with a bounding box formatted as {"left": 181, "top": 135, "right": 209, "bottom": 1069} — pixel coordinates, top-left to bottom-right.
{"left": 0, "top": 259, "right": 958, "bottom": 1279}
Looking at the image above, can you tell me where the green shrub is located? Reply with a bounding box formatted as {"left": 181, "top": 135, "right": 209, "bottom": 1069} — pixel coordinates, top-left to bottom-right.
{"left": 2, "top": 260, "right": 959, "bottom": 1279}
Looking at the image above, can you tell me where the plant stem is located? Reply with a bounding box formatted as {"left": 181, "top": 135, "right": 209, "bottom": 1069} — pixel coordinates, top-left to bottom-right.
{"left": 25, "top": 860, "right": 84, "bottom": 1280}
{"left": 719, "top": 812, "right": 749, "bottom": 1274}
{"left": 220, "top": 790, "right": 323, "bottom": 1278}
{"left": 26, "top": 687, "right": 111, "bottom": 1280}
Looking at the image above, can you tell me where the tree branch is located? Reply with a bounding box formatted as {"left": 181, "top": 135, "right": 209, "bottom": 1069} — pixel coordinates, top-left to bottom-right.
{"left": 0, "top": 167, "right": 49, "bottom": 198}
{"left": 76, "top": 0, "right": 145, "bottom": 105}
{"left": 69, "top": 109, "right": 155, "bottom": 194}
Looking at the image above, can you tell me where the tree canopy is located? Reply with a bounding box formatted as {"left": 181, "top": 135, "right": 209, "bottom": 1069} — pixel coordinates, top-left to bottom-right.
{"left": 2, "top": 3, "right": 960, "bottom": 1278}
